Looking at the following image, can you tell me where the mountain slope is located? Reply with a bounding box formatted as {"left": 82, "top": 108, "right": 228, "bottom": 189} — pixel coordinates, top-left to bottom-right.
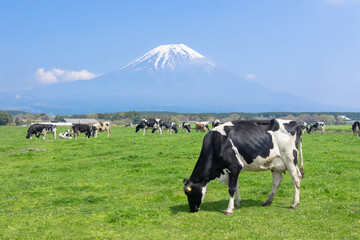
{"left": 0, "top": 44, "right": 348, "bottom": 114}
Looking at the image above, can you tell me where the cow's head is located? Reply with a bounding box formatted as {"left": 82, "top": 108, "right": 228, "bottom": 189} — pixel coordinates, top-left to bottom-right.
{"left": 135, "top": 124, "right": 142, "bottom": 133}
{"left": 183, "top": 178, "right": 205, "bottom": 212}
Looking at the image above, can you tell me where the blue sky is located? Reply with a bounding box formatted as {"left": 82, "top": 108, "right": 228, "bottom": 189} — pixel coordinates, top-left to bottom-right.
{"left": 1, "top": 0, "right": 360, "bottom": 109}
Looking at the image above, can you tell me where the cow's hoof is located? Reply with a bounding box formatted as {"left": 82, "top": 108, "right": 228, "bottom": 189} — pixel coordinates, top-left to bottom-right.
{"left": 289, "top": 205, "right": 297, "bottom": 209}
{"left": 262, "top": 201, "right": 272, "bottom": 206}
{"left": 235, "top": 202, "right": 241, "bottom": 207}
{"left": 224, "top": 212, "right": 233, "bottom": 216}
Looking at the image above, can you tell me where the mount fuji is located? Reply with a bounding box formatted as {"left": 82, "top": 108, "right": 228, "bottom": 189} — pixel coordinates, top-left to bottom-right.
{"left": 0, "top": 44, "right": 337, "bottom": 114}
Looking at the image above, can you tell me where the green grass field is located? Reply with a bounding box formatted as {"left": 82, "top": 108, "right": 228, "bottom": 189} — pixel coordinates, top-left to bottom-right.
{"left": 0, "top": 125, "right": 359, "bottom": 239}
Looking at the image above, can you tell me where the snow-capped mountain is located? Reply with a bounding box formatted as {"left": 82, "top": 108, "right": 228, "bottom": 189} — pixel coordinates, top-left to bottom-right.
{"left": 0, "top": 44, "right": 343, "bottom": 114}
{"left": 119, "top": 44, "right": 215, "bottom": 73}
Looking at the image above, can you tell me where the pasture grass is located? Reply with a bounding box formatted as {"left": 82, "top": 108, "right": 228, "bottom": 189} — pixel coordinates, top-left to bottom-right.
{"left": 0, "top": 124, "right": 359, "bottom": 239}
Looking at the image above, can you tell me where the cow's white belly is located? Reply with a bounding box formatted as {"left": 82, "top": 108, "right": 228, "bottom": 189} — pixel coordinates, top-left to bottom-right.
{"left": 242, "top": 155, "right": 286, "bottom": 172}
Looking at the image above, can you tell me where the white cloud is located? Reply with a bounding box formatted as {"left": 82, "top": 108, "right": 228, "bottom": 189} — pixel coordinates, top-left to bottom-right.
{"left": 35, "top": 68, "right": 102, "bottom": 84}
{"left": 245, "top": 74, "right": 256, "bottom": 80}
{"left": 35, "top": 68, "right": 57, "bottom": 84}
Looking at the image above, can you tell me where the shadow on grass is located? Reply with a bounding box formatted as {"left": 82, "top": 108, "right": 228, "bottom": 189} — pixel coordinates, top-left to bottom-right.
{"left": 170, "top": 199, "right": 264, "bottom": 214}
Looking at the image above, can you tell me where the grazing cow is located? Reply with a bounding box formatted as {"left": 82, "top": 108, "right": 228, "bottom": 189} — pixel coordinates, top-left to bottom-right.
{"left": 161, "top": 121, "right": 178, "bottom": 134}
{"left": 72, "top": 124, "right": 91, "bottom": 139}
{"left": 92, "top": 122, "right": 110, "bottom": 137}
{"left": 125, "top": 123, "right": 133, "bottom": 128}
{"left": 352, "top": 121, "right": 360, "bottom": 137}
{"left": 179, "top": 122, "right": 191, "bottom": 133}
{"left": 59, "top": 129, "right": 72, "bottom": 139}
{"left": 195, "top": 122, "right": 211, "bottom": 132}
{"left": 136, "top": 119, "right": 163, "bottom": 135}
{"left": 307, "top": 122, "right": 325, "bottom": 134}
{"left": 183, "top": 119, "right": 305, "bottom": 215}
{"left": 26, "top": 124, "right": 46, "bottom": 139}
{"left": 212, "top": 119, "right": 221, "bottom": 128}
{"left": 26, "top": 124, "right": 56, "bottom": 140}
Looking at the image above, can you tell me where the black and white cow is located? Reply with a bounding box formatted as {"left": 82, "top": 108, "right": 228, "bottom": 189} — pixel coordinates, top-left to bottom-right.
{"left": 59, "top": 129, "right": 72, "bottom": 139}
{"left": 183, "top": 119, "right": 305, "bottom": 215}
{"left": 136, "top": 119, "right": 163, "bottom": 135}
{"left": 92, "top": 122, "right": 110, "bottom": 137}
{"left": 161, "top": 121, "right": 178, "bottom": 134}
{"left": 352, "top": 121, "right": 360, "bottom": 137}
{"left": 307, "top": 122, "right": 325, "bottom": 134}
{"left": 125, "top": 123, "right": 133, "bottom": 128}
{"left": 179, "top": 122, "right": 191, "bottom": 133}
{"left": 42, "top": 124, "right": 57, "bottom": 139}
{"left": 72, "top": 124, "right": 91, "bottom": 139}
{"left": 26, "top": 124, "right": 57, "bottom": 139}
{"left": 212, "top": 119, "right": 221, "bottom": 128}
{"left": 26, "top": 124, "right": 46, "bottom": 139}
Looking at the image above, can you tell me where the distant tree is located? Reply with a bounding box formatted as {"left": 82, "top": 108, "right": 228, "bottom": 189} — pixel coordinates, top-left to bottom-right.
{"left": 15, "top": 117, "right": 21, "bottom": 126}
{"left": 39, "top": 113, "right": 49, "bottom": 121}
{"left": 71, "top": 114, "right": 87, "bottom": 118}
{"left": 87, "top": 113, "right": 98, "bottom": 119}
{"left": 54, "top": 115, "right": 67, "bottom": 121}
{"left": 0, "top": 111, "right": 12, "bottom": 125}
{"left": 284, "top": 115, "right": 296, "bottom": 121}
{"left": 319, "top": 115, "right": 336, "bottom": 125}
{"left": 123, "top": 111, "right": 141, "bottom": 123}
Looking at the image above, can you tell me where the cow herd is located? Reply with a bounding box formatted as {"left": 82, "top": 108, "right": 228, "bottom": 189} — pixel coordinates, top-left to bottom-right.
{"left": 134, "top": 119, "right": 219, "bottom": 136}
{"left": 26, "top": 122, "right": 111, "bottom": 140}
{"left": 24, "top": 118, "right": 359, "bottom": 215}
{"left": 26, "top": 120, "right": 360, "bottom": 140}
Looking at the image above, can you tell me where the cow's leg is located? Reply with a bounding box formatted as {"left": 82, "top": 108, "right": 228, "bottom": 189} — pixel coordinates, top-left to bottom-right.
{"left": 284, "top": 155, "right": 302, "bottom": 209}
{"left": 262, "top": 171, "right": 283, "bottom": 206}
{"left": 107, "top": 129, "right": 110, "bottom": 137}
{"left": 225, "top": 169, "right": 240, "bottom": 215}
{"left": 143, "top": 128, "right": 146, "bottom": 136}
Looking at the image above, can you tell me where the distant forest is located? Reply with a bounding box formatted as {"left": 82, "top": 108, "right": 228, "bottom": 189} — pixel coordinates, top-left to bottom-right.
{"left": 2, "top": 110, "right": 359, "bottom": 126}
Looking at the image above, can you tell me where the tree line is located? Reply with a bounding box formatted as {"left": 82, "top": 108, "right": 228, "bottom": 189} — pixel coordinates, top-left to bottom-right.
{"left": 1, "top": 110, "right": 359, "bottom": 126}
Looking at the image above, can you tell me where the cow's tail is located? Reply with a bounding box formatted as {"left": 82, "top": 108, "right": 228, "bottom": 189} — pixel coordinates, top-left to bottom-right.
{"left": 299, "top": 122, "right": 306, "bottom": 179}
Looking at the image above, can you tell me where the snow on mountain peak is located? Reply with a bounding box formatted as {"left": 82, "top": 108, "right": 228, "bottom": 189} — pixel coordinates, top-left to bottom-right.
{"left": 119, "top": 44, "right": 208, "bottom": 72}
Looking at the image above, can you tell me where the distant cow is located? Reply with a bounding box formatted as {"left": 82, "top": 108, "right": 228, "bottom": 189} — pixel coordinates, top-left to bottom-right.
{"left": 183, "top": 119, "right": 306, "bottom": 215}
{"left": 136, "top": 119, "right": 163, "bottom": 135}
{"left": 72, "top": 124, "right": 91, "bottom": 139}
{"left": 212, "top": 119, "right": 221, "bottom": 128}
{"left": 92, "top": 122, "right": 110, "bottom": 137}
{"left": 179, "top": 122, "right": 191, "bottom": 133}
{"left": 162, "top": 121, "right": 178, "bottom": 134}
{"left": 42, "top": 124, "right": 57, "bottom": 139}
{"left": 26, "top": 124, "right": 56, "bottom": 140}
{"left": 195, "top": 122, "right": 211, "bottom": 132}
{"left": 26, "top": 124, "right": 46, "bottom": 139}
{"left": 59, "top": 129, "right": 72, "bottom": 139}
{"left": 352, "top": 121, "right": 360, "bottom": 137}
{"left": 125, "top": 123, "right": 133, "bottom": 128}
{"left": 307, "top": 122, "right": 325, "bottom": 134}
